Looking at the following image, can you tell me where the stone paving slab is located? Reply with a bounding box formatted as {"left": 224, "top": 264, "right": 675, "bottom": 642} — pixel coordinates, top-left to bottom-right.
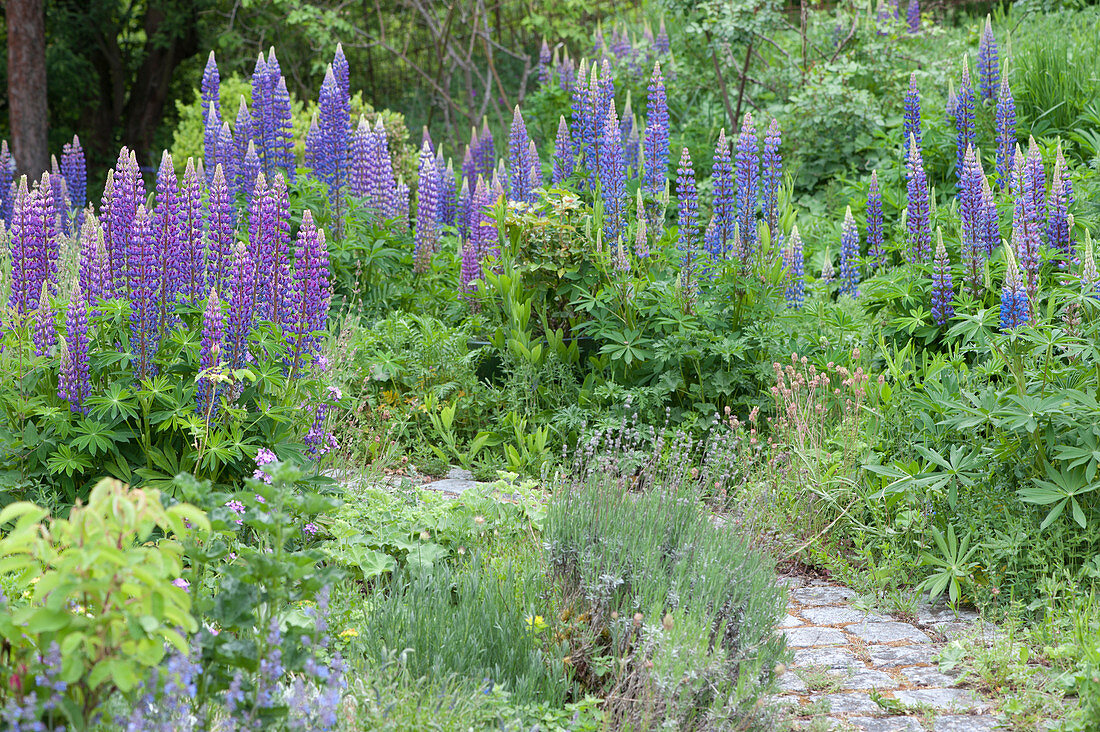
{"left": 894, "top": 688, "right": 990, "bottom": 712}
{"left": 835, "top": 668, "right": 897, "bottom": 690}
{"left": 801, "top": 606, "right": 890, "bottom": 625}
{"left": 867, "top": 644, "right": 937, "bottom": 667}
{"left": 931, "top": 715, "right": 1000, "bottom": 731}
{"left": 849, "top": 621, "right": 931, "bottom": 644}
{"left": 783, "top": 626, "right": 850, "bottom": 647}
{"left": 791, "top": 585, "right": 857, "bottom": 605}
{"left": 900, "top": 665, "right": 959, "bottom": 687}
{"left": 809, "top": 692, "right": 882, "bottom": 714}
{"left": 792, "top": 647, "right": 864, "bottom": 670}
{"left": 847, "top": 717, "right": 924, "bottom": 732}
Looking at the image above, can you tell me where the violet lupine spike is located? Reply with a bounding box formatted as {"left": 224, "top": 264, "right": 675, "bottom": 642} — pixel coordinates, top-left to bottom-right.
{"left": 598, "top": 59, "right": 615, "bottom": 131}
{"left": 250, "top": 53, "right": 274, "bottom": 173}
{"left": 40, "top": 172, "right": 61, "bottom": 288}
{"left": 178, "top": 158, "right": 207, "bottom": 304}
{"left": 216, "top": 122, "right": 238, "bottom": 198}
{"left": 438, "top": 153, "right": 457, "bottom": 226}
{"left": 526, "top": 140, "right": 541, "bottom": 199}
{"left": 104, "top": 148, "right": 144, "bottom": 296}
{"left": 995, "top": 75, "right": 1016, "bottom": 190}
{"left": 599, "top": 102, "right": 627, "bottom": 248}
{"left": 1012, "top": 157, "right": 1041, "bottom": 306}
{"left": 585, "top": 64, "right": 602, "bottom": 182}
{"left": 905, "top": 135, "right": 932, "bottom": 263}
{"left": 655, "top": 19, "right": 670, "bottom": 54}
{"left": 761, "top": 119, "right": 783, "bottom": 249}
{"left": 128, "top": 205, "right": 162, "bottom": 379}
{"left": 226, "top": 240, "right": 257, "bottom": 370}
{"left": 33, "top": 282, "right": 55, "bottom": 357}
{"left": 78, "top": 210, "right": 107, "bottom": 303}
{"left": 1000, "top": 247, "right": 1029, "bottom": 330}
{"left": 735, "top": 112, "right": 760, "bottom": 260}
{"left": 559, "top": 55, "right": 575, "bottom": 93}
{"left": 634, "top": 190, "right": 649, "bottom": 259}
{"left": 1047, "top": 148, "right": 1072, "bottom": 264}
{"left": 235, "top": 96, "right": 255, "bottom": 176}
{"left": 676, "top": 147, "right": 698, "bottom": 269}
{"left": 272, "top": 74, "right": 296, "bottom": 180}
{"left": 538, "top": 39, "right": 551, "bottom": 86}
{"left": 304, "top": 114, "right": 322, "bottom": 173}
{"left": 7, "top": 178, "right": 38, "bottom": 314}
{"left": 553, "top": 115, "right": 574, "bottom": 185}
{"left": 196, "top": 289, "right": 225, "bottom": 422}
{"left": 349, "top": 117, "right": 371, "bottom": 202}
{"left": 0, "top": 140, "right": 14, "bottom": 225}
{"left": 903, "top": 73, "right": 922, "bottom": 160}
{"left": 907, "top": 0, "right": 920, "bottom": 33}
{"left": 374, "top": 119, "right": 398, "bottom": 218}
{"left": 317, "top": 65, "right": 349, "bottom": 203}
{"left": 414, "top": 141, "right": 441, "bottom": 273}
{"left": 959, "top": 145, "right": 984, "bottom": 263}
{"left": 153, "top": 151, "right": 180, "bottom": 332}
{"left": 474, "top": 118, "right": 496, "bottom": 183}
{"left": 58, "top": 282, "right": 91, "bottom": 414}
{"left": 333, "top": 43, "right": 351, "bottom": 103}
{"left": 471, "top": 175, "right": 499, "bottom": 261}
{"left": 206, "top": 165, "right": 236, "bottom": 295}
{"left": 462, "top": 134, "right": 478, "bottom": 188}
{"left": 570, "top": 59, "right": 589, "bottom": 165}
{"left": 396, "top": 179, "right": 410, "bottom": 231}
{"left": 712, "top": 130, "right": 735, "bottom": 257}
{"left": 866, "top": 171, "right": 885, "bottom": 271}
{"left": 508, "top": 106, "right": 534, "bottom": 204}
{"left": 203, "top": 103, "right": 222, "bottom": 186}
{"left": 457, "top": 177, "right": 472, "bottom": 239}
{"left": 241, "top": 142, "right": 262, "bottom": 204}
{"left": 460, "top": 234, "right": 481, "bottom": 297}
{"left": 978, "top": 17, "right": 999, "bottom": 103}
{"left": 60, "top": 135, "right": 86, "bottom": 226}
{"left": 839, "top": 206, "right": 861, "bottom": 298}
{"left": 784, "top": 224, "right": 806, "bottom": 309}
{"left": 288, "top": 210, "right": 330, "bottom": 372}
{"left": 266, "top": 173, "right": 293, "bottom": 325}
{"left": 931, "top": 230, "right": 955, "bottom": 325}
{"left": 980, "top": 177, "right": 999, "bottom": 258}
{"left": 644, "top": 62, "right": 669, "bottom": 204}
{"left": 202, "top": 52, "right": 221, "bottom": 182}
{"left": 1023, "top": 137, "right": 1046, "bottom": 226}
{"left": 494, "top": 158, "right": 511, "bottom": 200}
{"left": 955, "top": 57, "right": 976, "bottom": 176}
{"left": 248, "top": 172, "right": 272, "bottom": 316}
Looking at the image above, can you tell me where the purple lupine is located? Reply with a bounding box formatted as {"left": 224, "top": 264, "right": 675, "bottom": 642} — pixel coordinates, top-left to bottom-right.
{"left": 784, "top": 224, "right": 806, "bottom": 308}
{"left": 839, "top": 206, "right": 860, "bottom": 298}
{"left": 196, "top": 289, "right": 225, "bottom": 422}
{"left": 1000, "top": 248, "right": 1029, "bottom": 330}
{"left": 39, "top": 172, "right": 60, "bottom": 289}
{"left": 288, "top": 210, "right": 330, "bottom": 372}
{"left": 317, "top": 65, "right": 350, "bottom": 203}
{"left": 153, "top": 151, "right": 180, "bottom": 332}
{"left": 304, "top": 114, "right": 321, "bottom": 173}
{"left": 598, "top": 102, "right": 627, "bottom": 247}
{"left": 1012, "top": 157, "right": 1041, "bottom": 305}
{"left": 333, "top": 43, "right": 351, "bottom": 102}
{"left": 1022, "top": 137, "right": 1046, "bottom": 226}
{"left": 655, "top": 19, "right": 670, "bottom": 54}
{"left": 676, "top": 147, "right": 698, "bottom": 267}
{"left": 866, "top": 171, "right": 885, "bottom": 270}
{"left": 598, "top": 59, "right": 615, "bottom": 132}
{"left": 178, "top": 158, "right": 207, "bottom": 304}
{"left": 251, "top": 53, "right": 274, "bottom": 173}
{"left": 903, "top": 73, "right": 922, "bottom": 159}
{"left": 633, "top": 190, "right": 649, "bottom": 260}
{"left": 494, "top": 158, "right": 511, "bottom": 201}
{"left": 215, "top": 122, "right": 238, "bottom": 197}
{"left": 414, "top": 141, "right": 441, "bottom": 273}
{"left": 907, "top": 0, "right": 920, "bottom": 33}
{"left": 104, "top": 148, "right": 144, "bottom": 297}
{"left": 33, "top": 283, "right": 55, "bottom": 357}
{"left": 78, "top": 210, "right": 108, "bottom": 304}
{"left": 60, "top": 135, "right": 86, "bottom": 226}
{"left": 241, "top": 141, "right": 262, "bottom": 204}
{"left": 207, "top": 164, "right": 235, "bottom": 295}
{"left": 508, "top": 106, "right": 534, "bottom": 203}
{"left": 553, "top": 115, "right": 574, "bottom": 185}
{"left": 263, "top": 173, "right": 293, "bottom": 325}
{"left": 981, "top": 177, "right": 999, "bottom": 257}
{"left": 559, "top": 54, "right": 575, "bottom": 93}
{"left": 457, "top": 177, "right": 472, "bottom": 239}
{"left": 473, "top": 118, "right": 496, "bottom": 183}
{"left": 644, "top": 62, "right": 669, "bottom": 203}
{"left": 906, "top": 136, "right": 932, "bottom": 262}
{"left": 128, "top": 205, "right": 162, "bottom": 379}
{"left": 58, "top": 282, "right": 91, "bottom": 414}
{"left": 395, "top": 179, "right": 410, "bottom": 231}
{"left": 248, "top": 172, "right": 272, "bottom": 315}
{"left": 931, "top": 231, "right": 954, "bottom": 324}
{"left": 570, "top": 59, "right": 590, "bottom": 166}
{"left": 471, "top": 175, "right": 499, "bottom": 261}
{"left": 349, "top": 116, "right": 371, "bottom": 202}
{"left": 526, "top": 140, "right": 541, "bottom": 199}
{"left": 226, "top": 240, "right": 257, "bottom": 369}
{"left": 995, "top": 75, "right": 1016, "bottom": 190}
{"left": 625, "top": 123, "right": 641, "bottom": 177}
{"left": 7, "top": 178, "right": 42, "bottom": 314}
{"left": 954, "top": 58, "right": 976, "bottom": 177}
{"left": 538, "top": 39, "right": 551, "bottom": 86}
{"left": 735, "top": 112, "right": 760, "bottom": 260}
{"left": 438, "top": 154, "right": 457, "bottom": 226}
{"left": 202, "top": 52, "right": 221, "bottom": 182}
{"left": 271, "top": 70, "right": 296, "bottom": 178}
{"left": 1047, "top": 147, "right": 1072, "bottom": 264}
{"left": 585, "top": 64, "right": 603, "bottom": 181}
{"left": 235, "top": 96, "right": 255, "bottom": 172}
{"left": 978, "top": 17, "right": 999, "bottom": 103}
{"left": 373, "top": 119, "right": 398, "bottom": 218}
{"left": 0, "top": 140, "right": 14, "bottom": 225}
{"left": 959, "top": 145, "right": 984, "bottom": 262}
{"left": 761, "top": 119, "right": 782, "bottom": 248}
{"left": 712, "top": 130, "right": 735, "bottom": 257}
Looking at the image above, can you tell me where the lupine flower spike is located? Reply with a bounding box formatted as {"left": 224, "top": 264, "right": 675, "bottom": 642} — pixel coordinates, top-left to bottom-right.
{"left": 995, "top": 74, "right": 1016, "bottom": 190}
{"left": 735, "top": 112, "right": 760, "bottom": 261}
{"left": 931, "top": 229, "right": 954, "bottom": 324}
{"left": 643, "top": 62, "right": 669, "bottom": 208}
{"left": 903, "top": 73, "right": 922, "bottom": 159}
{"left": 553, "top": 116, "right": 574, "bottom": 185}
{"left": 907, "top": 0, "right": 920, "bottom": 33}
{"left": 955, "top": 57, "right": 976, "bottom": 176}
{"left": 906, "top": 134, "right": 932, "bottom": 262}
{"left": 761, "top": 119, "right": 783, "bottom": 249}
{"left": 598, "top": 102, "right": 627, "bottom": 247}
{"left": 977, "top": 16, "right": 999, "bottom": 103}
{"left": 712, "top": 130, "right": 735, "bottom": 257}
{"left": 634, "top": 189, "right": 649, "bottom": 260}
{"left": 59, "top": 282, "right": 91, "bottom": 414}
{"left": 1000, "top": 246, "right": 1029, "bottom": 330}
{"left": 508, "top": 106, "right": 534, "bottom": 204}
{"left": 839, "top": 206, "right": 860, "bottom": 298}
{"left": 866, "top": 171, "right": 885, "bottom": 270}
{"left": 414, "top": 141, "right": 440, "bottom": 273}
{"left": 784, "top": 224, "right": 806, "bottom": 309}
{"left": 1047, "top": 146, "right": 1072, "bottom": 264}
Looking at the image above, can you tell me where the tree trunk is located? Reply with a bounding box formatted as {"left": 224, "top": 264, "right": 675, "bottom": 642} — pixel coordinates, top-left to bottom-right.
{"left": 7, "top": 0, "right": 50, "bottom": 178}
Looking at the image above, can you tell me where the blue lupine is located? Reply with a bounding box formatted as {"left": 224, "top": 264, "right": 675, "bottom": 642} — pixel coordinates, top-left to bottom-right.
{"left": 1000, "top": 247, "right": 1029, "bottom": 330}
{"left": 839, "top": 206, "right": 860, "bottom": 298}
{"left": 977, "top": 16, "right": 999, "bottom": 103}
{"left": 712, "top": 129, "right": 735, "bottom": 256}
{"left": 570, "top": 59, "right": 589, "bottom": 164}
{"left": 586, "top": 64, "right": 603, "bottom": 180}
{"left": 981, "top": 177, "right": 999, "bottom": 257}
{"left": 207, "top": 164, "right": 235, "bottom": 294}
{"left": 414, "top": 141, "right": 440, "bottom": 273}
{"left": 553, "top": 115, "right": 574, "bottom": 185}
{"left": 598, "top": 102, "right": 627, "bottom": 247}
{"left": 995, "top": 75, "right": 1016, "bottom": 190}
{"left": 954, "top": 58, "right": 976, "bottom": 176}
{"left": 59, "top": 283, "right": 91, "bottom": 414}
{"left": 931, "top": 230, "right": 954, "bottom": 324}
{"left": 643, "top": 62, "right": 669, "bottom": 202}
{"left": 959, "top": 145, "right": 984, "bottom": 261}
{"left": 215, "top": 122, "right": 238, "bottom": 197}
{"left": 906, "top": 136, "right": 932, "bottom": 262}
{"left": 440, "top": 156, "right": 457, "bottom": 227}
{"left": 474, "top": 118, "right": 496, "bottom": 183}
{"left": 1022, "top": 137, "right": 1046, "bottom": 226}
{"left": 538, "top": 39, "right": 551, "bottom": 86}
{"left": 317, "top": 66, "right": 349, "bottom": 202}
{"left": 204, "top": 104, "right": 221, "bottom": 184}
{"left": 676, "top": 146, "right": 698, "bottom": 267}
{"left": 784, "top": 224, "right": 806, "bottom": 308}
{"left": 60, "top": 135, "right": 86, "bottom": 227}
{"left": 196, "top": 289, "right": 224, "bottom": 422}
{"left": 270, "top": 54, "right": 295, "bottom": 178}
{"left": 129, "top": 205, "right": 161, "bottom": 379}
{"left": 735, "top": 112, "right": 760, "bottom": 260}
{"left": 235, "top": 96, "right": 255, "bottom": 182}
{"left": 558, "top": 54, "right": 575, "bottom": 93}
{"left": 508, "top": 106, "right": 534, "bottom": 203}
{"left": 0, "top": 140, "right": 14, "bottom": 225}
{"left": 1047, "top": 146, "right": 1072, "bottom": 263}
{"left": 333, "top": 43, "right": 351, "bottom": 102}
{"left": 201, "top": 52, "right": 221, "bottom": 182}
{"left": 866, "top": 171, "right": 885, "bottom": 270}
{"left": 655, "top": 19, "right": 670, "bottom": 54}
{"left": 903, "top": 73, "right": 922, "bottom": 159}
{"left": 907, "top": 0, "right": 920, "bottom": 33}
{"left": 1012, "top": 156, "right": 1041, "bottom": 304}
{"left": 761, "top": 119, "right": 782, "bottom": 248}
{"left": 33, "top": 282, "right": 55, "bottom": 357}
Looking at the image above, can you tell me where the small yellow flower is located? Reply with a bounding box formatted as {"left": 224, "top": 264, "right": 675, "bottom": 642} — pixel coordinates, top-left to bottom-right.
{"left": 340, "top": 628, "right": 360, "bottom": 639}
{"left": 524, "top": 615, "right": 547, "bottom": 633}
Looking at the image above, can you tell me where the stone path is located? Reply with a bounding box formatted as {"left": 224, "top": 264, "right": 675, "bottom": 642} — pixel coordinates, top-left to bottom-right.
{"left": 775, "top": 578, "right": 1002, "bottom": 731}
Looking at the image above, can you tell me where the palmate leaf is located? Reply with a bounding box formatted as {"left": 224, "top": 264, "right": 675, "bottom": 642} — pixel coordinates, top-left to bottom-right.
{"left": 1018, "top": 465, "right": 1100, "bottom": 530}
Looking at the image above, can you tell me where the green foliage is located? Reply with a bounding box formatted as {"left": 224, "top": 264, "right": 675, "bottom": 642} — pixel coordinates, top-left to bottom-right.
{"left": 0, "top": 478, "right": 209, "bottom": 728}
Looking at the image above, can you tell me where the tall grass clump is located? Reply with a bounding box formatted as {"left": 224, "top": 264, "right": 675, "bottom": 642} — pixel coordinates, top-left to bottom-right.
{"left": 544, "top": 420, "right": 787, "bottom": 730}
